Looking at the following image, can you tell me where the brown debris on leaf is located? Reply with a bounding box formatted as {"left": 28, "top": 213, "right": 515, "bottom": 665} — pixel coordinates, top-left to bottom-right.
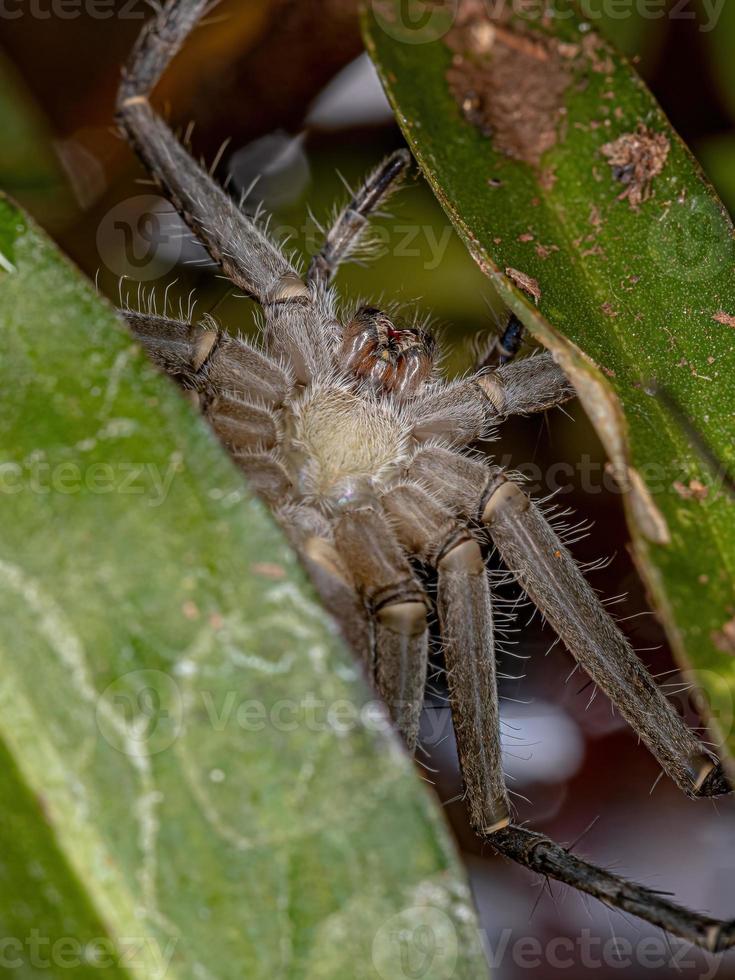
{"left": 673, "top": 479, "right": 709, "bottom": 502}
{"left": 712, "top": 617, "right": 735, "bottom": 656}
{"left": 713, "top": 311, "right": 735, "bottom": 327}
{"left": 445, "top": 4, "right": 572, "bottom": 167}
{"left": 506, "top": 267, "right": 541, "bottom": 302}
{"left": 601, "top": 123, "right": 670, "bottom": 209}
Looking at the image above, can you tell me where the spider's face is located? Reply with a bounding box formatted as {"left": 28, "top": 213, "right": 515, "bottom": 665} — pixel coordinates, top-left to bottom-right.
{"left": 340, "top": 306, "right": 435, "bottom": 398}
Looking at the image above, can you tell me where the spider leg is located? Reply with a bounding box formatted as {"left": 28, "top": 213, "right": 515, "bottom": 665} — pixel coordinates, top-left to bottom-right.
{"left": 407, "top": 446, "right": 730, "bottom": 800}
{"left": 495, "top": 312, "right": 525, "bottom": 366}
{"left": 477, "top": 312, "right": 526, "bottom": 371}
{"left": 381, "top": 483, "right": 510, "bottom": 832}
{"left": 334, "top": 506, "right": 429, "bottom": 749}
{"left": 408, "top": 351, "right": 574, "bottom": 443}
{"left": 124, "top": 309, "right": 290, "bottom": 455}
{"left": 307, "top": 150, "right": 411, "bottom": 289}
{"left": 116, "top": 0, "right": 306, "bottom": 305}
{"left": 491, "top": 825, "right": 735, "bottom": 954}
{"left": 279, "top": 504, "right": 371, "bottom": 664}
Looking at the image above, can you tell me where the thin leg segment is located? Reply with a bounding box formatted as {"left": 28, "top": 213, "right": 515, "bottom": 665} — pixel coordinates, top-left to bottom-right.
{"left": 334, "top": 507, "right": 429, "bottom": 749}
{"left": 490, "top": 826, "right": 735, "bottom": 954}
{"left": 308, "top": 150, "right": 411, "bottom": 288}
{"left": 408, "top": 352, "right": 574, "bottom": 444}
{"left": 407, "top": 446, "right": 729, "bottom": 799}
{"left": 381, "top": 483, "right": 510, "bottom": 832}
{"left": 116, "top": 0, "right": 305, "bottom": 304}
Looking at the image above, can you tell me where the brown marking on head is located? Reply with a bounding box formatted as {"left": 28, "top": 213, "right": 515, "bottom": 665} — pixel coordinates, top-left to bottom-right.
{"left": 341, "top": 307, "right": 435, "bottom": 398}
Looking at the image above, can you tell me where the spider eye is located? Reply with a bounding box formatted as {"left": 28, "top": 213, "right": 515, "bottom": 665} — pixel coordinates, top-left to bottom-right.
{"left": 341, "top": 308, "right": 435, "bottom": 398}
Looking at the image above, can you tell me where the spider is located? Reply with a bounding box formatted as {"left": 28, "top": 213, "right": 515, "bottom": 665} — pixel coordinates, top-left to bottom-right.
{"left": 116, "top": 0, "right": 734, "bottom": 954}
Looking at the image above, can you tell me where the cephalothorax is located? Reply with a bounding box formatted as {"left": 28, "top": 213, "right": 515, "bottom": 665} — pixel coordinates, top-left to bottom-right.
{"left": 117, "top": 0, "right": 734, "bottom": 953}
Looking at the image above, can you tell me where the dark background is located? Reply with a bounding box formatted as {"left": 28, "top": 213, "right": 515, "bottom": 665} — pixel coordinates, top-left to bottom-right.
{"left": 2, "top": 1, "right": 734, "bottom": 977}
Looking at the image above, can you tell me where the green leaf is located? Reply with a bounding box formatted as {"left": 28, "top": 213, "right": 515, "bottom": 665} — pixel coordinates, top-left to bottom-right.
{"left": 0, "top": 196, "right": 489, "bottom": 979}
{"left": 364, "top": 2, "right": 735, "bottom": 759}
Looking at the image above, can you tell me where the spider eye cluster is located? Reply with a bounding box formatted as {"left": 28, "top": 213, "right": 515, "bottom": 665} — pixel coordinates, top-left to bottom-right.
{"left": 340, "top": 306, "right": 435, "bottom": 398}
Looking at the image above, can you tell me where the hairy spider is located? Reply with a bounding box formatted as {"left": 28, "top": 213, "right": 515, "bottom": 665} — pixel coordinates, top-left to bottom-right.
{"left": 116, "top": 0, "right": 734, "bottom": 953}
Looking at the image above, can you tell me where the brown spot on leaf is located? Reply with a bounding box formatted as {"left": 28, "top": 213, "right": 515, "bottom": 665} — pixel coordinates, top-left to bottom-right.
{"left": 535, "top": 243, "right": 559, "bottom": 259}
{"left": 713, "top": 311, "right": 735, "bottom": 327}
{"left": 506, "top": 267, "right": 541, "bottom": 302}
{"left": 601, "top": 123, "right": 670, "bottom": 209}
{"left": 445, "top": 5, "right": 572, "bottom": 167}
{"left": 601, "top": 302, "right": 619, "bottom": 317}
{"left": 673, "top": 479, "right": 709, "bottom": 502}
{"left": 713, "top": 617, "right": 735, "bottom": 656}
{"left": 251, "top": 562, "right": 287, "bottom": 580}
{"left": 581, "top": 32, "right": 615, "bottom": 74}
{"left": 539, "top": 168, "right": 558, "bottom": 191}
{"left": 182, "top": 600, "right": 200, "bottom": 620}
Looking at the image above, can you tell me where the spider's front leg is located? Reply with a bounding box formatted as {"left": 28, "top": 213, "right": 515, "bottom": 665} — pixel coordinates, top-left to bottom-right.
{"left": 410, "top": 351, "right": 574, "bottom": 443}
{"left": 116, "top": 0, "right": 309, "bottom": 306}
{"left": 408, "top": 446, "right": 730, "bottom": 800}
{"left": 308, "top": 150, "right": 411, "bottom": 289}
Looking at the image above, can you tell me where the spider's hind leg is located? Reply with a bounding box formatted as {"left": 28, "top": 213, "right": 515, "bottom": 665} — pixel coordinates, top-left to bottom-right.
{"left": 334, "top": 506, "right": 429, "bottom": 749}
{"left": 491, "top": 825, "right": 735, "bottom": 953}
{"left": 307, "top": 149, "right": 411, "bottom": 289}
{"left": 381, "top": 483, "right": 510, "bottom": 833}
{"left": 408, "top": 446, "right": 730, "bottom": 800}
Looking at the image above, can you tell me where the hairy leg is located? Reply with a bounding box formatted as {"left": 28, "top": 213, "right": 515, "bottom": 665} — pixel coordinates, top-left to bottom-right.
{"left": 279, "top": 504, "right": 371, "bottom": 663}
{"left": 408, "top": 446, "right": 729, "bottom": 799}
{"left": 308, "top": 150, "right": 411, "bottom": 288}
{"left": 334, "top": 506, "right": 429, "bottom": 749}
{"left": 124, "top": 310, "right": 290, "bottom": 457}
{"left": 491, "top": 826, "right": 735, "bottom": 953}
{"left": 401, "top": 445, "right": 735, "bottom": 949}
{"left": 381, "top": 483, "right": 510, "bottom": 832}
{"left": 477, "top": 312, "right": 526, "bottom": 370}
{"left": 408, "top": 351, "right": 574, "bottom": 443}
{"left": 116, "top": 0, "right": 307, "bottom": 305}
